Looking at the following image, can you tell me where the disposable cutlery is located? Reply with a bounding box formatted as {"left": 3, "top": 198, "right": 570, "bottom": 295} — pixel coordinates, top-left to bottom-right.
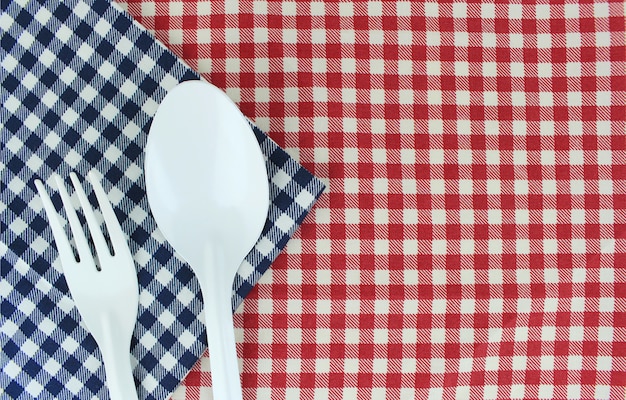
{"left": 35, "top": 172, "right": 139, "bottom": 400}
{"left": 144, "top": 80, "right": 269, "bottom": 400}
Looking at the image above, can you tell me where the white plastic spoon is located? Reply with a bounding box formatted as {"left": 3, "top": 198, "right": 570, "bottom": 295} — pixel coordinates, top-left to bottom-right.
{"left": 144, "top": 80, "right": 269, "bottom": 400}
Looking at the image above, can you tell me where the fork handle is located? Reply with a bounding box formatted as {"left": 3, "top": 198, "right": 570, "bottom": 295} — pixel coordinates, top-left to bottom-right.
{"left": 100, "top": 333, "right": 138, "bottom": 400}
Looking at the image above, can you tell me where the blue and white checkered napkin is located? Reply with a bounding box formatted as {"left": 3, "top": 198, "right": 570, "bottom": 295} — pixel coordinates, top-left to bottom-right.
{"left": 0, "top": 0, "right": 325, "bottom": 399}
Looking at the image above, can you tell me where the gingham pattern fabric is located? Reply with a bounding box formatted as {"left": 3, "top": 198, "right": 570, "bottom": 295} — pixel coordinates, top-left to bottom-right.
{"left": 117, "top": 0, "right": 626, "bottom": 399}
{"left": 0, "top": 0, "right": 324, "bottom": 399}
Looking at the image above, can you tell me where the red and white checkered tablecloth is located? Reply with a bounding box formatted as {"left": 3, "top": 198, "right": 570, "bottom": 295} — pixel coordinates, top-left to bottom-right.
{"left": 117, "top": 0, "right": 625, "bottom": 398}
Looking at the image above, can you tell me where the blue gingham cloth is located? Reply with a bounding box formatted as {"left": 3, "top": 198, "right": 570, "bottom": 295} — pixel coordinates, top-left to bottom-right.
{"left": 0, "top": 0, "right": 325, "bottom": 399}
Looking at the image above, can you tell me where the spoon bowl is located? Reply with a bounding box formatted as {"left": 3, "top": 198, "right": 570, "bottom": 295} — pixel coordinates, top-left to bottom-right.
{"left": 144, "top": 80, "right": 269, "bottom": 400}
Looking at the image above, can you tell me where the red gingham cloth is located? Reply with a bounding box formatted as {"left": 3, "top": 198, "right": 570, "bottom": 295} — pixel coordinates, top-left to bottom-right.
{"left": 117, "top": 1, "right": 625, "bottom": 398}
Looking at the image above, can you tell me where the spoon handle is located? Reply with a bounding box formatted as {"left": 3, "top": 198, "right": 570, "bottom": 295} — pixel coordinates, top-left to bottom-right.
{"left": 204, "top": 288, "right": 243, "bottom": 400}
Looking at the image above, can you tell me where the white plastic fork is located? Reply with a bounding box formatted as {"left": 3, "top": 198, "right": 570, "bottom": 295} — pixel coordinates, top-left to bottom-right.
{"left": 35, "top": 171, "right": 139, "bottom": 400}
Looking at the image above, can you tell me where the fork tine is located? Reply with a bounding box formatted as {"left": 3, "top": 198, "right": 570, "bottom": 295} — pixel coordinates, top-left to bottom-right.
{"left": 52, "top": 175, "right": 92, "bottom": 264}
{"left": 69, "top": 172, "right": 112, "bottom": 262}
{"left": 87, "top": 171, "right": 127, "bottom": 255}
{"left": 35, "top": 179, "right": 76, "bottom": 264}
